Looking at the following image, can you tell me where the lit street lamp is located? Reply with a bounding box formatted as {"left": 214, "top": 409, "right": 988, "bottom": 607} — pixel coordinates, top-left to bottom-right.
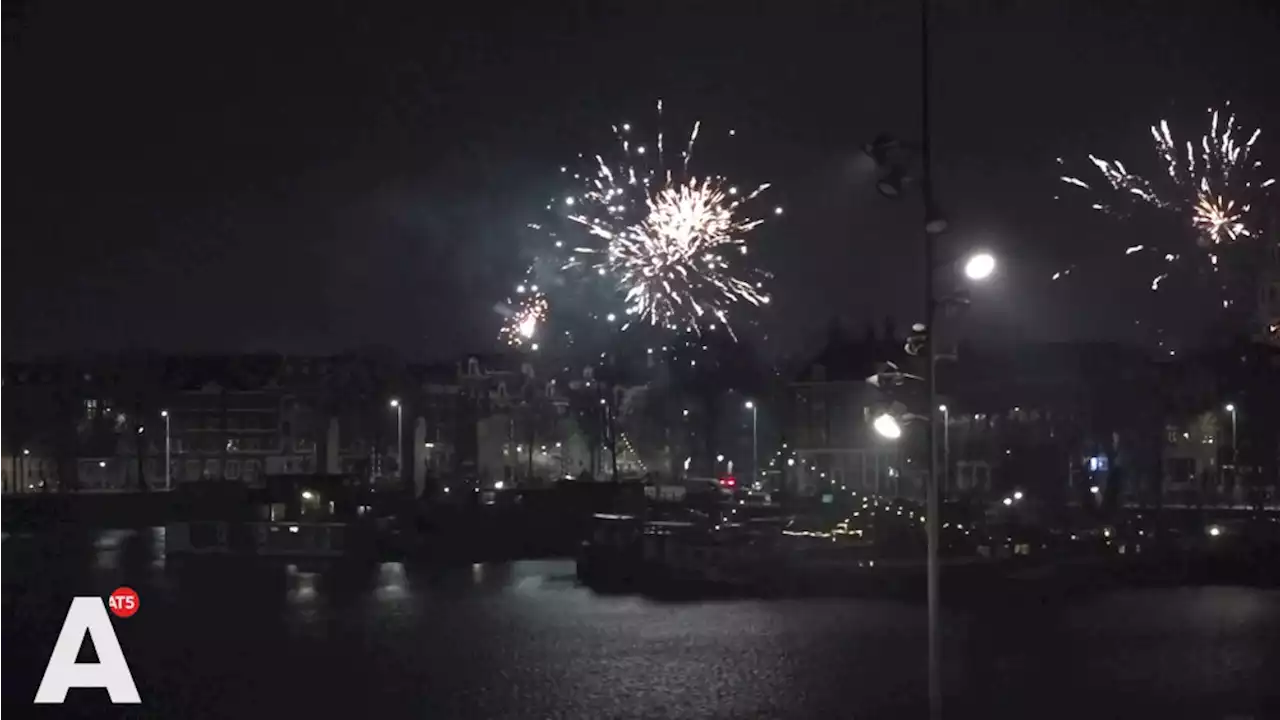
{"left": 389, "top": 399, "right": 403, "bottom": 484}
{"left": 744, "top": 401, "right": 758, "bottom": 489}
{"left": 873, "top": 413, "right": 903, "bottom": 440}
{"left": 938, "top": 404, "right": 949, "bottom": 496}
{"left": 160, "top": 410, "right": 171, "bottom": 490}
{"left": 1225, "top": 403, "right": 1238, "bottom": 500}
{"left": 861, "top": 0, "right": 998, "bottom": 709}
{"left": 963, "top": 252, "right": 996, "bottom": 281}
{"left": 1225, "top": 402, "right": 1238, "bottom": 459}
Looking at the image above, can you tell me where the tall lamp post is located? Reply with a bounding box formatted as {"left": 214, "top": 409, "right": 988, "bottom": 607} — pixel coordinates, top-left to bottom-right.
{"left": 1225, "top": 403, "right": 1237, "bottom": 458}
{"left": 864, "top": 3, "right": 997, "bottom": 713}
{"left": 920, "top": 0, "right": 944, "bottom": 712}
{"left": 744, "top": 401, "right": 758, "bottom": 489}
{"left": 939, "top": 404, "right": 950, "bottom": 497}
{"left": 160, "top": 410, "right": 171, "bottom": 491}
{"left": 389, "top": 399, "right": 403, "bottom": 483}
{"left": 1225, "top": 403, "right": 1238, "bottom": 501}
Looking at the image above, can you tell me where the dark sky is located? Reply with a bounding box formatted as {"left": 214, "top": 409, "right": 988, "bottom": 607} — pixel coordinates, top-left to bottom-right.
{"left": 6, "top": 0, "right": 1279, "bottom": 359}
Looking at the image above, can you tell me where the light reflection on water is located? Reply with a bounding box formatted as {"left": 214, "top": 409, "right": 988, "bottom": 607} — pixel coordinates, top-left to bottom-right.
{"left": 376, "top": 561, "right": 409, "bottom": 601}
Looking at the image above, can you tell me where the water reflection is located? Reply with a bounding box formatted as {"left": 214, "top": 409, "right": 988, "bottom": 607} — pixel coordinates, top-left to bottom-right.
{"left": 90, "top": 528, "right": 132, "bottom": 570}
{"left": 375, "top": 561, "right": 409, "bottom": 602}
{"left": 4, "top": 529, "right": 1277, "bottom": 718}
{"left": 285, "top": 564, "right": 320, "bottom": 603}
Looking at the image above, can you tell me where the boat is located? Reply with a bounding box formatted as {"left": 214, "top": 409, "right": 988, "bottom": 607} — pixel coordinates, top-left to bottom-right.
{"left": 164, "top": 475, "right": 404, "bottom": 569}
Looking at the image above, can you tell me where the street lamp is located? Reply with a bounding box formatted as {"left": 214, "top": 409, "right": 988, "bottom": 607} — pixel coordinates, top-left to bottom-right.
{"left": 963, "top": 252, "right": 996, "bottom": 281}
{"left": 938, "top": 404, "right": 949, "bottom": 496}
{"left": 873, "top": 413, "right": 903, "bottom": 440}
{"left": 1225, "top": 403, "right": 1237, "bottom": 454}
{"left": 160, "top": 410, "right": 171, "bottom": 490}
{"left": 1225, "top": 403, "right": 1238, "bottom": 500}
{"left": 389, "top": 399, "right": 402, "bottom": 484}
{"left": 744, "top": 401, "right": 758, "bottom": 489}
{"left": 864, "top": 7, "right": 985, "bottom": 705}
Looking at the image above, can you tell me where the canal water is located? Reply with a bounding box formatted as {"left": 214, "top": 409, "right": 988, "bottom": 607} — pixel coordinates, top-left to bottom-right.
{"left": 3, "top": 528, "right": 1278, "bottom": 718}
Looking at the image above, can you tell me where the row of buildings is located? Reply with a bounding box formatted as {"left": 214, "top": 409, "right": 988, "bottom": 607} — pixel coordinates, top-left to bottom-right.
{"left": 2, "top": 353, "right": 647, "bottom": 498}
{"left": 781, "top": 325, "right": 1280, "bottom": 509}
{"left": 4, "top": 327, "right": 1277, "bottom": 508}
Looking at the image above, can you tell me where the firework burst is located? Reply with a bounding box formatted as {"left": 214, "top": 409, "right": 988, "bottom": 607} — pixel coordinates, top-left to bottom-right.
{"left": 497, "top": 291, "right": 548, "bottom": 348}
{"left": 501, "top": 101, "right": 778, "bottom": 348}
{"left": 1057, "top": 104, "right": 1274, "bottom": 290}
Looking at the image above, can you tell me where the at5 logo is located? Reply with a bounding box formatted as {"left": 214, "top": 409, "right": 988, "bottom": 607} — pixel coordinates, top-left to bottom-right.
{"left": 34, "top": 587, "right": 141, "bottom": 704}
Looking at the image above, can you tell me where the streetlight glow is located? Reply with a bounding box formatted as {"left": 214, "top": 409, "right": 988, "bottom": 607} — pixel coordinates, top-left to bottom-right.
{"left": 963, "top": 252, "right": 996, "bottom": 281}
{"left": 873, "top": 413, "right": 903, "bottom": 440}
{"left": 389, "top": 398, "right": 400, "bottom": 408}
{"left": 744, "top": 400, "right": 754, "bottom": 409}
{"left": 1225, "top": 403, "right": 1235, "bottom": 412}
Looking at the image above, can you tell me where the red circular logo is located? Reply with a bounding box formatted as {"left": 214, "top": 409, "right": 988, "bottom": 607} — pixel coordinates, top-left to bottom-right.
{"left": 108, "top": 587, "right": 140, "bottom": 618}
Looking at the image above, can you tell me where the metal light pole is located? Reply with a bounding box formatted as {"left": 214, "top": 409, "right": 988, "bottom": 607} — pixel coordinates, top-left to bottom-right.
{"left": 1225, "top": 403, "right": 1238, "bottom": 502}
{"left": 161, "top": 410, "right": 171, "bottom": 490}
{"left": 1226, "top": 403, "right": 1237, "bottom": 460}
{"left": 944, "top": 405, "right": 951, "bottom": 486}
{"left": 390, "top": 399, "right": 403, "bottom": 483}
{"left": 920, "top": 0, "right": 942, "bottom": 716}
{"left": 745, "top": 401, "right": 758, "bottom": 489}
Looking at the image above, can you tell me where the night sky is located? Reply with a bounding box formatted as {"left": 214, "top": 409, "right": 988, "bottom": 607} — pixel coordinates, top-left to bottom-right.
{"left": 6, "top": 0, "right": 1279, "bottom": 359}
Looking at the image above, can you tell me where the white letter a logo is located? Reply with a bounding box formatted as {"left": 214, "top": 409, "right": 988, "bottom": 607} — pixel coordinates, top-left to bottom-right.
{"left": 34, "top": 598, "right": 141, "bottom": 704}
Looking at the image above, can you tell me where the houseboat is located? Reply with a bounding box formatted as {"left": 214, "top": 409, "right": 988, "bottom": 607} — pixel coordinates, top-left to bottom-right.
{"left": 165, "top": 475, "right": 407, "bottom": 568}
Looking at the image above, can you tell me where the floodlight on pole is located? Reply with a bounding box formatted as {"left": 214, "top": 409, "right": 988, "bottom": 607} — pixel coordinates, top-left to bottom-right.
{"left": 873, "top": 413, "right": 903, "bottom": 440}
{"left": 963, "top": 252, "right": 996, "bottom": 281}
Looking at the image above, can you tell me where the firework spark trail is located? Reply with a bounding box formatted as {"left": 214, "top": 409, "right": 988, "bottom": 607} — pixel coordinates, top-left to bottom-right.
{"left": 1056, "top": 104, "right": 1274, "bottom": 289}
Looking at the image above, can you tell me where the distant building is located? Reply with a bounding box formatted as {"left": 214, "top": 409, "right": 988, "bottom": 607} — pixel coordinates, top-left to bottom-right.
{"left": 784, "top": 321, "right": 909, "bottom": 498}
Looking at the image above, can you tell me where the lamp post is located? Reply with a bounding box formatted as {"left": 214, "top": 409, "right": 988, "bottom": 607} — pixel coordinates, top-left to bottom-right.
{"left": 1225, "top": 403, "right": 1237, "bottom": 458}
{"left": 863, "top": 3, "right": 996, "bottom": 712}
{"left": 744, "top": 401, "right": 758, "bottom": 489}
{"left": 1225, "top": 403, "right": 1238, "bottom": 501}
{"left": 920, "top": 1, "right": 943, "bottom": 713}
{"left": 161, "top": 410, "right": 171, "bottom": 491}
{"left": 389, "top": 399, "right": 402, "bottom": 484}
{"left": 939, "top": 404, "right": 950, "bottom": 497}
